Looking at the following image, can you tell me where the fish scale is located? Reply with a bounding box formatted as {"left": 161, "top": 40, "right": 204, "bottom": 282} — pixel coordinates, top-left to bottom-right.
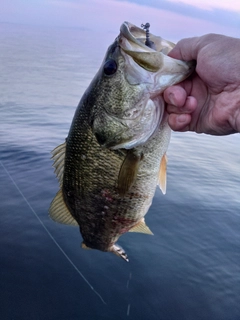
{"left": 49, "top": 22, "right": 194, "bottom": 261}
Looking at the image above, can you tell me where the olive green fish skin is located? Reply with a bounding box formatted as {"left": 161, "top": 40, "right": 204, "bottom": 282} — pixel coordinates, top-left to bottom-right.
{"left": 63, "top": 109, "right": 170, "bottom": 252}
{"left": 63, "top": 69, "right": 170, "bottom": 251}
{"left": 62, "top": 38, "right": 168, "bottom": 252}
{"left": 50, "top": 22, "right": 194, "bottom": 260}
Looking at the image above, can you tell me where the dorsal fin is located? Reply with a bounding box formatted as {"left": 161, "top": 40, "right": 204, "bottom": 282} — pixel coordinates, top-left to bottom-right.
{"left": 51, "top": 141, "right": 66, "bottom": 186}
{"left": 159, "top": 153, "right": 167, "bottom": 194}
{"left": 128, "top": 218, "right": 153, "bottom": 235}
{"left": 49, "top": 189, "right": 78, "bottom": 226}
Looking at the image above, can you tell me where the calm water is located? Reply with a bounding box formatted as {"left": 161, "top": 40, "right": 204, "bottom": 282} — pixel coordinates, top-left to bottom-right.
{"left": 0, "top": 23, "right": 240, "bottom": 320}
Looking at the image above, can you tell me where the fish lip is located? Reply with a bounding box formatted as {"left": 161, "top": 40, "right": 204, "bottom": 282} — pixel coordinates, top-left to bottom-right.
{"left": 119, "top": 22, "right": 195, "bottom": 76}
{"left": 119, "top": 21, "right": 156, "bottom": 54}
{"left": 120, "top": 22, "right": 154, "bottom": 50}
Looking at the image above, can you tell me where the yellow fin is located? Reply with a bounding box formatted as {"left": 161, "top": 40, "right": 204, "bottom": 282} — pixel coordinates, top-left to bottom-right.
{"left": 159, "top": 153, "right": 167, "bottom": 195}
{"left": 118, "top": 151, "right": 143, "bottom": 196}
{"left": 51, "top": 141, "right": 66, "bottom": 186}
{"left": 128, "top": 218, "right": 153, "bottom": 235}
{"left": 49, "top": 189, "right": 78, "bottom": 226}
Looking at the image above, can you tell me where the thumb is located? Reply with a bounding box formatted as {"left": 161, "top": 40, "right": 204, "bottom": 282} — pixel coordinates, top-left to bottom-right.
{"left": 168, "top": 37, "right": 199, "bottom": 61}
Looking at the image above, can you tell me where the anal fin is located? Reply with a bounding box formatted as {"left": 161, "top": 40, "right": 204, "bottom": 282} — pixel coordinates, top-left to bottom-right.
{"left": 49, "top": 189, "right": 78, "bottom": 226}
{"left": 128, "top": 218, "right": 153, "bottom": 235}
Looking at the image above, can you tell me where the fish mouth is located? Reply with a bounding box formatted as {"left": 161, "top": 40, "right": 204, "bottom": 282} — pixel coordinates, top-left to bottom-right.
{"left": 119, "top": 21, "right": 195, "bottom": 75}
{"left": 119, "top": 21, "right": 175, "bottom": 53}
{"left": 93, "top": 22, "right": 195, "bottom": 151}
{"left": 119, "top": 21, "right": 174, "bottom": 72}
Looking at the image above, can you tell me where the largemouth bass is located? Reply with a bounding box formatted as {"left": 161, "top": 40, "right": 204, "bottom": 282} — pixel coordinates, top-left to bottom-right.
{"left": 49, "top": 22, "right": 194, "bottom": 261}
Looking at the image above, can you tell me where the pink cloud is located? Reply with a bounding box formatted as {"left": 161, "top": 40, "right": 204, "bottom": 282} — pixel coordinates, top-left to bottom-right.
{"left": 1, "top": 0, "right": 239, "bottom": 41}
{"left": 51, "top": 0, "right": 240, "bottom": 40}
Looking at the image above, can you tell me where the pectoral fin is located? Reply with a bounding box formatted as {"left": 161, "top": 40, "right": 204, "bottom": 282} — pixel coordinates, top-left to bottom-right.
{"left": 118, "top": 151, "right": 143, "bottom": 196}
{"left": 159, "top": 153, "right": 167, "bottom": 194}
{"left": 128, "top": 218, "right": 153, "bottom": 235}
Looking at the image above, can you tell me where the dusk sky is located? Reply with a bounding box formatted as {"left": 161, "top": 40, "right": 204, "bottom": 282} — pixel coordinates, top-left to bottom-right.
{"left": 1, "top": 0, "right": 240, "bottom": 41}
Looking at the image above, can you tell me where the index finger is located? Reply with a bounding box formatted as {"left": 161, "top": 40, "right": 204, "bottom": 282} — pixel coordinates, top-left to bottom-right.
{"left": 163, "top": 85, "right": 187, "bottom": 107}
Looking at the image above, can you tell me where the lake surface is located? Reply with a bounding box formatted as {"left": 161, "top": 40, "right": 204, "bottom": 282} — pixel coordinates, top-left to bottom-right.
{"left": 0, "top": 22, "right": 240, "bottom": 320}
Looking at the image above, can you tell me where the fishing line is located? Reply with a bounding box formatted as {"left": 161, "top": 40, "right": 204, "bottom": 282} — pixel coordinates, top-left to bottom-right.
{"left": 127, "top": 303, "right": 131, "bottom": 317}
{"left": 0, "top": 160, "right": 107, "bottom": 305}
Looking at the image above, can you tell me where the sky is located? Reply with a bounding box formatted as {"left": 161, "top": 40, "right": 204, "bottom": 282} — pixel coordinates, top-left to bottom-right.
{"left": 1, "top": 0, "right": 240, "bottom": 41}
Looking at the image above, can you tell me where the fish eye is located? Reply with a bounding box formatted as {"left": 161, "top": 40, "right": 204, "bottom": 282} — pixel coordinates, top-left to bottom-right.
{"left": 103, "top": 59, "right": 117, "bottom": 75}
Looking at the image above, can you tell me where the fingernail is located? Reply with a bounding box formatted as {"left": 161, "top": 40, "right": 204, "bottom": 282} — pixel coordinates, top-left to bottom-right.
{"left": 168, "top": 93, "right": 174, "bottom": 105}
{"left": 177, "top": 114, "right": 187, "bottom": 123}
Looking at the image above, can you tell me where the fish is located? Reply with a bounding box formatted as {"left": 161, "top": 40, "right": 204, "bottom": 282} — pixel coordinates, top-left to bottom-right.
{"left": 49, "top": 22, "right": 194, "bottom": 262}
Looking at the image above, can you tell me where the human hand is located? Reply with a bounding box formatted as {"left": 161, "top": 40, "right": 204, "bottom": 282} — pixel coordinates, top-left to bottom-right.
{"left": 164, "top": 34, "right": 240, "bottom": 135}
